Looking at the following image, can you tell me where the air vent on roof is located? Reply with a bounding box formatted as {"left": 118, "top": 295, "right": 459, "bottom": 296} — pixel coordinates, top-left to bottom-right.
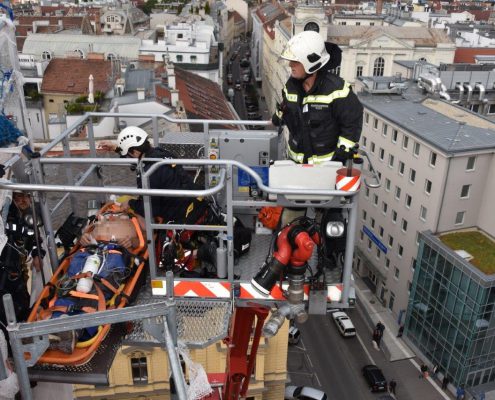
{"left": 455, "top": 249, "right": 473, "bottom": 262}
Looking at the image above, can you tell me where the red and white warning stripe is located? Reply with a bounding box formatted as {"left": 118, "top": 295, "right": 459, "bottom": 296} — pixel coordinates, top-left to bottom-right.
{"left": 336, "top": 168, "right": 361, "bottom": 192}
{"left": 151, "top": 280, "right": 344, "bottom": 302}
{"left": 151, "top": 280, "right": 231, "bottom": 297}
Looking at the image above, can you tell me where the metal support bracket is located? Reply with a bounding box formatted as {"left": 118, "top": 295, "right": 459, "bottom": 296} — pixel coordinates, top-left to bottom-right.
{"left": 22, "top": 335, "right": 50, "bottom": 367}
{"left": 142, "top": 316, "right": 166, "bottom": 344}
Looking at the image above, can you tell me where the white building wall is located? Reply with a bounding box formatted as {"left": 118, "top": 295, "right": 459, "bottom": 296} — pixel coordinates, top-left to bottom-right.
{"left": 225, "top": 0, "right": 248, "bottom": 32}
{"left": 477, "top": 157, "right": 495, "bottom": 238}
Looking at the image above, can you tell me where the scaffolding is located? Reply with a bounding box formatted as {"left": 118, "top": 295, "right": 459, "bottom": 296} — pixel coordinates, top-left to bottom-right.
{"left": 0, "top": 111, "right": 379, "bottom": 399}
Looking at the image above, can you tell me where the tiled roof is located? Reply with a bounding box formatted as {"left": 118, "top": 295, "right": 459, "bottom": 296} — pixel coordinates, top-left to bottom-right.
{"left": 454, "top": 47, "right": 495, "bottom": 63}
{"left": 41, "top": 58, "right": 114, "bottom": 95}
{"left": 173, "top": 67, "right": 237, "bottom": 124}
{"left": 327, "top": 25, "right": 453, "bottom": 46}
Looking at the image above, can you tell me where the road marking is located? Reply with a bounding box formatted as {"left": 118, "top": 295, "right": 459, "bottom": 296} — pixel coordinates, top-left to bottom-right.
{"left": 410, "top": 359, "right": 450, "bottom": 400}
{"left": 356, "top": 332, "right": 375, "bottom": 364}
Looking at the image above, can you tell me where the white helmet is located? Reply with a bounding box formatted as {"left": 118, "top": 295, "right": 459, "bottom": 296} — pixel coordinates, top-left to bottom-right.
{"left": 281, "top": 31, "right": 330, "bottom": 74}
{"left": 116, "top": 126, "right": 148, "bottom": 156}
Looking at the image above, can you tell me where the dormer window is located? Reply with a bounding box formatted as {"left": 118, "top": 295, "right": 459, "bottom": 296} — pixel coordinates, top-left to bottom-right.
{"left": 42, "top": 51, "right": 51, "bottom": 60}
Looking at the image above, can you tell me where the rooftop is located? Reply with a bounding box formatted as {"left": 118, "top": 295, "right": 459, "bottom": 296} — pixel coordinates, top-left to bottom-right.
{"left": 439, "top": 230, "right": 495, "bottom": 274}
{"left": 358, "top": 82, "right": 495, "bottom": 154}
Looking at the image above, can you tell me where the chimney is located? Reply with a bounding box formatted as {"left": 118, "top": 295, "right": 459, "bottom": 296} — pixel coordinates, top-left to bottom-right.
{"left": 170, "top": 90, "right": 179, "bottom": 107}
{"left": 166, "top": 62, "right": 176, "bottom": 90}
{"left": 376, "top": 0, "right": 383, "bottom": 15}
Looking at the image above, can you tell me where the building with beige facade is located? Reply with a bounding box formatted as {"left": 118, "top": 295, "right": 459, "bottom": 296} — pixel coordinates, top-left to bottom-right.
{"left": 72, "top": 322, "right": 289, "bottom": 399}
{"left": 353, "top": 76, "right": 495, "bottom": 323}
{"left": 260, "top": 2, "right": 455, "bottom": 115}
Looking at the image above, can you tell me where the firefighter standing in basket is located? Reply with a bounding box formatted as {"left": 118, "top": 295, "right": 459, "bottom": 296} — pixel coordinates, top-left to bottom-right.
{"left": 272, "top": 30, "right": 363, "bottom": 165}
{"left": 271, "top": 31, "right": 364, "bottom": 269}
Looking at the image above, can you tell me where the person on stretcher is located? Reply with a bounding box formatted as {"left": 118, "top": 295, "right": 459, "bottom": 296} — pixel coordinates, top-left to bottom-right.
{"left": 47, "top": 210, "right": 142, "bottom": 354}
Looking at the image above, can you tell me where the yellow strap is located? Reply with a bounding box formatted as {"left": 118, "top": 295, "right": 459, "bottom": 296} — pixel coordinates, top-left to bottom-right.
{"left": 303, "top": 82, "right": 351, "bottom": 105}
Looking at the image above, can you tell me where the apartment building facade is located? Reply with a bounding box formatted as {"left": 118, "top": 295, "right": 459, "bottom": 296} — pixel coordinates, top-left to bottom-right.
{"left": 354, "top": 77, "right": 495, "bottom": 321}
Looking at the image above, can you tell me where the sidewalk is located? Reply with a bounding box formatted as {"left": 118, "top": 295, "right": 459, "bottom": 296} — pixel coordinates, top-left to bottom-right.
{"left": 354, "top": 276, "right": 456, "bottom": 400}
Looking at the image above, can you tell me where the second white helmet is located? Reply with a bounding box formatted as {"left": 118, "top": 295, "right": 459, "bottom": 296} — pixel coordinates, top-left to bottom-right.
{"left": 281, "top": 31, "right": 330, "bottom": 74}
{"left": 116, "top": 126, "right": 148, "bottom": 156}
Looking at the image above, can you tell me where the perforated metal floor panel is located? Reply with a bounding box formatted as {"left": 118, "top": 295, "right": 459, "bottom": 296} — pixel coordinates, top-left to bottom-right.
{"left": 28, "top": 324, "right": 125, "bottom": 385}
{"left": 125, "top": 283, "right": 232, "bottom": 349}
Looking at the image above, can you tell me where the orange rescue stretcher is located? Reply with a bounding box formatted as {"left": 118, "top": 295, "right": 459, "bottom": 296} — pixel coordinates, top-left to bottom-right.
{"left": 27, "top": 203, "right": 147, "bottom": 366}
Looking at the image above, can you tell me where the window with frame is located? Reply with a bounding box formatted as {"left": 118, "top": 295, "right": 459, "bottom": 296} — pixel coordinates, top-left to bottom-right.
{"left": 362, "top": 209, "right": 367, "bottom": 221}
{"left": 413, "top": 142, "right": 420, "bottom": 156}
{"left": 176, "top": 55, "right": 183, "bottom": 62}
{"left": 409, "top": 168, "right": 416, "bottom": 183}
{"left": 398, "top": 161, "right": 405, "bottom": 175}
{"left": 429, "top": 151, "right": 437, "bottom": 167}
{"left": 392, "top": 210, "right": 397, "bottom": 223}
{"left": 373, "top": 57, "right": 385, "bottom": 76}
{"left": 42, "top": 51, "right": 52, "bottom": 60}
{"left": 362, "top": 136, "right": 367, "bottom": 147}
{"left": 394, "top": 267, "right": 400, "bottom": 279}
{"left": 420, "top": 205, "right": 427, "bottom": 221}
{"left": 401, "top": 219, "right": 408, "bottom": 232}
{"left": 365, "top": 187, "right": 370, "bottom": 198}
{"left": 379, "top": 226, "right": 384, "bottom": 237}
{"left": 466, "top": 156, "right": 476, "bottom": 171}
{"left": 190, "top": 55, "right": 197, "bottom": 63}
{"left": 131, "top": 355, "right": 148, "bottom": 384}
{"left": 376, "top": 248, "right": 381, "bottom": 258}
{"left": 489, "top": 104, "right": 495, "bottom": 114}
{"left": 370, "top": 142, "right": 376, "bottom": 153}
{"left": 388, "top": 235, "right": 394, "bottom": 247}
{"left": 360, "top": 230, "right": 364, "bottom": 241}
{"left": 415, "top": 232, "right": 420, "bottom": 246}
{"left": 398, "top": 244, "right": 404, "bottom": 257}
{"left": 382, "top": 124, "right": 388, "bottom": 136}
{"left": 388, "top": 154, "right": 394, "bottom": 167}
{"left": 385, "top": 257, "right": 390, "bottom": 268}
{"left": 425, "top": 179, "right": 432, "bottom": 194}
{"left": 368, "top": 239, "right": 372, "bottom": 250}
{"left": 373, "top": 194, "right": 378, "bottom": 206}
{"left": 365, "top": 113, "right": 369, "bottom": 124}
{"left": 373, "top": 118, "right": 378, "bottom": 130}
{"left": 395, "top": 186, "right": 401, "bottom": 200}
{"left": 385, "top": 178, "right": 391, "bottom": 191}
{"left": 405, "top": 194, "right": 412, "bottom": 208}
{"left": 392, "top": 129, "right": 398, "bottom": 143}
{"left": 407, "top": 280, "right": 412, "bottom": 293}
{"left": 382, "top": 201, "right": 388, "bottom": 214}
{"left": 455, "top": 211, "right": 465, "bottom": 225}
{"left": 356, "top": 65, "right": 363, "bottom": 77}
{"left": 402, "top": 135, "right": 409, "bottom": 149}
{"left": 460, "top": 184, "right": 470, "bottom": 198}
{"left": 371, "top": 217, "right": 375, "bottom": 228}
{"left": 379, "top": 148, "right": 385, "bottom": 161}
{"left": 356, "top": 21, "right": 361, "bottom": 26}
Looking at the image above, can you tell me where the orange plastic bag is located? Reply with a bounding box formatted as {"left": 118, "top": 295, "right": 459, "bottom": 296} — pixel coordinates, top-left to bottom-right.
{"left": 258, "top": 206, "right": 283, "bottom": 230}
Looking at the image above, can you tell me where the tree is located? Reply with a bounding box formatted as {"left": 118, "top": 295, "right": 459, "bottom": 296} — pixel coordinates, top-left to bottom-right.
{"left": 177, "top": 3, "right": 183, "bottom": 14}
{"left": 204, "top": 2, "right": 210, "bottom": 14}
{"left": 195, "top": 5, "right": 199, "bottom": 13}
{"left": 140, "top": 0, "right": 158, "bottom": 15}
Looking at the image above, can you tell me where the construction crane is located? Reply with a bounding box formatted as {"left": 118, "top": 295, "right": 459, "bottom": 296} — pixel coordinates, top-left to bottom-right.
{"left": 0, "top": 110, "right": 379, "bottom": 400}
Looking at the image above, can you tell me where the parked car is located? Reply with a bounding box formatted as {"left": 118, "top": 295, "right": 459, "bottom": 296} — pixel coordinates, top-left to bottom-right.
{"left": 230, "top": 53, "right": 237, "bottom": 62}
{"left": 242, "top": 74, "right": 250, "bottom": 83}
{"left": 235, "top": 80, "right": 242, "bottom": 91}
{"left": 285, "top": 385, "right": 327, "bottom": 400}
{"left": 331, "top": 311, "right": 356, "bottom": 337}
{"left": 240, "top": 59, "right": 250, "bottom": 68}
{"left": 246, "top": 104, "right": 259, "bottom": 112}
{"left": 227, "top": 73, "right": 233, "bottom": 85}
{"left": 288, "top": 326, "right": 300, "bottom": 345}
{"left": 362, "top": 365, "right": 387, "bottom": 392}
